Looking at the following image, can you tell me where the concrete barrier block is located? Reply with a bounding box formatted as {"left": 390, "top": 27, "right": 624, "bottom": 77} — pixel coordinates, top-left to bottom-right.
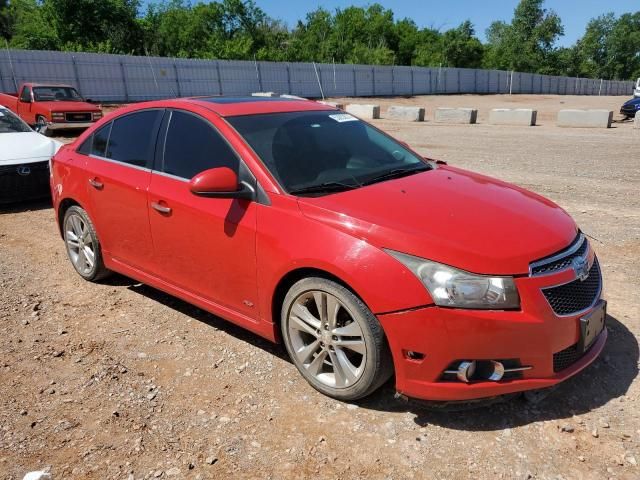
{"left": 345, "top": 104, "right": 381, "bottom": 119}
{"left": 557, "top": 109, "right": 613, "bottom": 128}
{"left": 251, "top": 92, "right": 277, "bottom": 97}
{"left": 386, "top": 106, "right": 425, "bottom": 122}
{"left": 434, "top": 107, "right": 477, "bottom": 124}
{"left": 489, "top": 109, "right": 537, "bottom": 126}
{"left": 318, "top": 101, "right": 345, "bottom": 109}
{"left": 636, "top": 111, "right": 640, "bottom": 129}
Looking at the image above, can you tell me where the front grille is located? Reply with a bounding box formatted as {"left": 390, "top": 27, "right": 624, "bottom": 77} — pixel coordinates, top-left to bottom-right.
{"left": 531, "top": 234, "right": 587, "bottom": 276}
{"left": 542, "top": 258, "right": 601, "bottom": 315}
{"left": 0, "top": 161, "right": 50, "bottom": 203}
{"left": 65, "top": 112, "right": 92, "bottom": 122}
{"left": 553, "top": 343, "right": 581, "bottom": 372}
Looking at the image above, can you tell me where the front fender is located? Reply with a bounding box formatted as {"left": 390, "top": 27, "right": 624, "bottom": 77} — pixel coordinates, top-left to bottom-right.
{"left": 256, "top": 195, "right": 432, "bottom": 327}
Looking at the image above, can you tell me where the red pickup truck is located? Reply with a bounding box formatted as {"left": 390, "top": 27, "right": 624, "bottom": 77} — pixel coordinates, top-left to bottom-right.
{"left": 0, "top": 83, "right": 102, "bottom": 135}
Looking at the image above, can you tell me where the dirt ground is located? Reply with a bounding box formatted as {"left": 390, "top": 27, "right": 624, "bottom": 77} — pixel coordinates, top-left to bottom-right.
{"left": 1, "top": 95, "right": 639, "bottom": 480}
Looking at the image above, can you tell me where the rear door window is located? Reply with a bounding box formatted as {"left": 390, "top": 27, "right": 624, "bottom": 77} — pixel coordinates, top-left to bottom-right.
{"left": 106, "top": 110, "right": 163, "bottom": 168}
{"left": 162, "top": 110, "right": 239, "bottom": 179}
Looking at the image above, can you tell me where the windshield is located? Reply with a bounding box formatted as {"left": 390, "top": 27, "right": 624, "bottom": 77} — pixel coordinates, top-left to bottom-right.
{"left": 0, "top": 108, "right": 32, "bottom": 133}
{"left": 227, "top": 110, "right": 430, "bottom": 195}
{"left": 33, "top": 86, "right": 83, "bottom": 102}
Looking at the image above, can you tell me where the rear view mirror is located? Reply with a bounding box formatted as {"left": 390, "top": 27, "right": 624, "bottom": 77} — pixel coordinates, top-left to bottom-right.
{"left": 189, "top": 167, "right": 254, "bottom": 200}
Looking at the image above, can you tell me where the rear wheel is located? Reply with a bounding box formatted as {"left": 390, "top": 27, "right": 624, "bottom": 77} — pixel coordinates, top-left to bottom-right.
{"left": 63, "top": 206, "right": 110, "bottom": 281}
{"left": 281, "top": 277, "right": 393, "bottom": 401}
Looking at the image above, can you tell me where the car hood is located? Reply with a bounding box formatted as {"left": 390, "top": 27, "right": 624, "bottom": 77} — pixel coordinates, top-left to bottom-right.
{"left": 297, "top": 165, "right": 577, "bottom": 275}
{"left": 0, "top": 132, "right": 62, "bottom": 164}
{"left": 41, "top": 101, "right": 100, "bottom": 113}
{"left": 622, "top": 97, "right": 640, "bottom": 107}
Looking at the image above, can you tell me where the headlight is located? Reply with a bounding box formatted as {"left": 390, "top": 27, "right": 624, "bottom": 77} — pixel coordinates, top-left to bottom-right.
{"left": 385, "top": 249, "right": 520, "bottom": 309}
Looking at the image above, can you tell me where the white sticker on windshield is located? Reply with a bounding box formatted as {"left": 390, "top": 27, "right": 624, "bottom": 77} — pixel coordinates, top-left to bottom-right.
{"left": 329, "top": 113, "right": 358, "bottom": 123}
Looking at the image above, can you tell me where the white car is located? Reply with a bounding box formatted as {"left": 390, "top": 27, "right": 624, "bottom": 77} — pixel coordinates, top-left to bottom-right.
{"left": 0, "top": 106, "right": 62, "bottom": 203}
{"left": 635, "top": 78, "right": 640, "bottom": 98}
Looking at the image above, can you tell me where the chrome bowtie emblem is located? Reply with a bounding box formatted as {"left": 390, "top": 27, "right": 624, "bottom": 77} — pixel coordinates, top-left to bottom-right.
{"left": 16, "top": 166, "right": 31, "bottom": 176}
{"left": 572, "top": 256, "right": 589, "bottom": 281}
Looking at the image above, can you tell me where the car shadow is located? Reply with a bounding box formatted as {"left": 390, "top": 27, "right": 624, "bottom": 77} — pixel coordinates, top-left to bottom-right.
{"left": 0, "top": 197, "right": 52, "bottom": 215}
{"left": 357, "top": 314, "right": 638, "bottom": 430}
{"left": 118, "top": 276, "right": 290, "bottom": 363}
{"left": 100, "top": 275, "right": 638, "bottom": 430}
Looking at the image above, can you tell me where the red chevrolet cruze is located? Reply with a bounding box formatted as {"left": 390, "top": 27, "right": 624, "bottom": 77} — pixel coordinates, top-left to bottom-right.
{"left": 50, "top": 97, "right": 606, "bottom": 403}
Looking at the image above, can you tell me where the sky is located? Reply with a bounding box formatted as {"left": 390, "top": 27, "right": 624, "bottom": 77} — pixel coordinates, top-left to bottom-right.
{"left": 153, "top": 0, "right": 637, "bottom": 47}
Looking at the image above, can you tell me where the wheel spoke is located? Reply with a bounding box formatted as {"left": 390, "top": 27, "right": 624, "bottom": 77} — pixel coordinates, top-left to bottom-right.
{"left": 306, "top": 349, "right": 328, "bottom": 376}
{"left": 75, "top": 248, "right": 87, "bottom": 269}
{"left": 290, "top": 303, "right": 321, "bottom": 335}
{"left": 326, "top": 295, "right": 340, "bottom": 330}
{"left": 313, "top": 292, "right": 328, "bottom": 325}
{"left": 296, "top": 339, "right": 321, "bottom": 364}
{"left": 332, "top": 321, "right": 362, "bottom": 337}
{"left": 83, "top": 246, "right": 95, "bottom": 268}
{"left": 329, "top": 348, "right": 357, "bottom": 387}
{"left": 66, "top": 229, "right": 79, "bottom": 243}
{"left": 66, "top": 237, "right": 80, "bottom": 249}
{"left": 71, "top": 216, "right": 83, "bottom": 237}
{"left": 334, "top": 339, "right": 366, "bottom": 355}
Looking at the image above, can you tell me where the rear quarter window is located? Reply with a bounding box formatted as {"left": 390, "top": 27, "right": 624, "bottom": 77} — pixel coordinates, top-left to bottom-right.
{"left": 91, "top": 123, "right": 111, "bottom": 158}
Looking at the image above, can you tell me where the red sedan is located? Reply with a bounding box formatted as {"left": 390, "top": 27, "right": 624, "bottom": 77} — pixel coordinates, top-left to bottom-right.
{"left": 50, "top": 97, "right": 606, "bottom": 403}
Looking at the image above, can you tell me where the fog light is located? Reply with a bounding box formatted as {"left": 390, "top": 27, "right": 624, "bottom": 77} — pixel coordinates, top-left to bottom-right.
{"left": 456, "top": 360, "right": 476, "bottom": 383}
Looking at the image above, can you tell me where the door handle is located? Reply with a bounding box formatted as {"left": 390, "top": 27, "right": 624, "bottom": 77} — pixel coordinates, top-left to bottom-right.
{"left": 88, "top": 178, "right": 104, "bottom": 189}
{"left": 151, "top": 201, "right": 172, "bottom": 214}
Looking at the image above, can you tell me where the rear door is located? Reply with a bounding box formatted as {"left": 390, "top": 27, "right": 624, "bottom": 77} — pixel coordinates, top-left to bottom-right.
{"left": 83, "top": 109, "right": 164, "bottom": 272}
{"left": 147, "top": 109, "right": 260, "bottom": 319}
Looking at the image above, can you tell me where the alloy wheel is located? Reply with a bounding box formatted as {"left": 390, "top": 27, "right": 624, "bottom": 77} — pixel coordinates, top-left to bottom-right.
{"left": 287, "top": 290, "right": 367, "bottom": 388}
{"left": 64, "top": 212, "right": 96, "bottom": 276}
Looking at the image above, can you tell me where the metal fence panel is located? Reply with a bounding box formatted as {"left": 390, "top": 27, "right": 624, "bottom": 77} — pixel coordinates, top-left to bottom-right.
{"left": 0, "top": 49, "right": 634, "bottom": 101}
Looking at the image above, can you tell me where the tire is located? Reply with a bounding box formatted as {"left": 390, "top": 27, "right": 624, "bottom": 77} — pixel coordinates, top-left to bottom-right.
{"left": 63, "top": 206, "right": 111, "bottom": 282}
{"left": 35, "top": 115, "right": 52, "bottom": 137}
{"left": 281, "top": 277, "right": 393, "bottom": 401}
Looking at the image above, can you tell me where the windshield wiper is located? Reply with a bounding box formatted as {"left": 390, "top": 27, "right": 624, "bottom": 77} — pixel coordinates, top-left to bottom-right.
{"left": 362, "top": 164, "right": 431, "bottom": 186}
{"left": 289, "top": 181, "right": 360, "bottom": 196}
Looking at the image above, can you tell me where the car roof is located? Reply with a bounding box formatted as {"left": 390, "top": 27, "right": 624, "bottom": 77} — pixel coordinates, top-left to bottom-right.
{"left": 127, "top": 96, "right": 337, "bottom": 117}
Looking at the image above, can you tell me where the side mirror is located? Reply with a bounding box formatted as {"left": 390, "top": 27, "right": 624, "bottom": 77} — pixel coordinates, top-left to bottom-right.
{"left": 190, "top": 167, "right": 254, "bottom": 200}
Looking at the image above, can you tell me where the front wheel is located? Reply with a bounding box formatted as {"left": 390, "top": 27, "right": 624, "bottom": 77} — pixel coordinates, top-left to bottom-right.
{"left": 281, "top": 277, "right": 393, "bottom": 401}
{"left": 35, "top": 115, "right": 52, "bottom": 137}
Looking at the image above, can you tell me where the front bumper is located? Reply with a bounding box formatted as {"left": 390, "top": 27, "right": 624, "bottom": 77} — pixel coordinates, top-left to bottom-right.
{"left": 47, "top": 121, "right": 95, "bottom": 130}
{"left": 378, "top": 252, "right": 606, "bottom": 402}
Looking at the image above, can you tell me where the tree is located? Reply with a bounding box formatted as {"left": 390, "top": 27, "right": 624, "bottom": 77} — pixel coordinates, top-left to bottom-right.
{"left": 574, "top": 12, "right": 640, "bottom": 80}
{"left": 484, "top": 0, "right": 564, "bottom": 73}
{"left": 40, "top": 0, "right": 143, "bottom": 53}
{"left": 7, "top": 0, "right": 59, "bottom": 50}
{"left": 0, "top": 0, "right": 10, "bottom": 40}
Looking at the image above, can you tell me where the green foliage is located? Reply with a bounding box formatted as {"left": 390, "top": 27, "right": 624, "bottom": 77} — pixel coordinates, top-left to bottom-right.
{"left": 574, "top": 12, "right": 640, "bottom": 80}
{"left": 0, "top": 0, "right": 10, "bottom": 40}
{"left": 1, "top": 0, "right": 638, "bottom": 80}
{"left": 484, "top": 0, "right": 564, "bottom": 74}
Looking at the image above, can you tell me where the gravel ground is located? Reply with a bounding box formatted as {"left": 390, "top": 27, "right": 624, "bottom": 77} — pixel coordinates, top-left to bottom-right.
{"left": 1, "top": 95, "right": 639, "bottom": 480}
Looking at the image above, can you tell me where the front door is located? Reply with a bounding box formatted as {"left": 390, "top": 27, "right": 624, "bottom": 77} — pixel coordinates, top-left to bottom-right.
{"left": 147, "top": 109, "right": 259, "bottom": 319}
